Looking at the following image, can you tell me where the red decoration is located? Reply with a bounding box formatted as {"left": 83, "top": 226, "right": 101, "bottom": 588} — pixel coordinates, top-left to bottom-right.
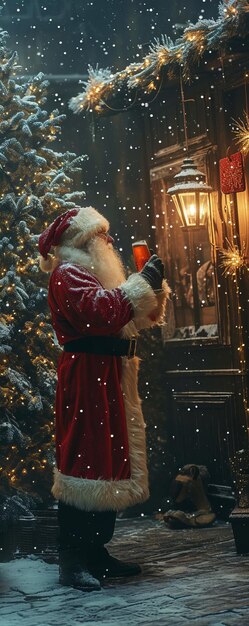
{"left": 219, "top": 151, "right": 245, "bottom": 194}
{"left": 49, "top": 264, "right": 133, "bottom": 483}
{"left": 39, "top": 208, "right": 79, "bottom": 259}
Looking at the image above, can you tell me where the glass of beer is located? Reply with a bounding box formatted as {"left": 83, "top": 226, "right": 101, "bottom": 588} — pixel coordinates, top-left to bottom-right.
{"left": 132, "top": 240, "right": 151, "bottom": 271}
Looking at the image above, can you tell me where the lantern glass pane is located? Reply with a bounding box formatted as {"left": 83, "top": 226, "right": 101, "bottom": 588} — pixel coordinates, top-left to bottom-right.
{"left": 178, "top": 192, "right": 197, "bottom": 226}
{"left": 172, "top": 194, "right": 185, "bottom": 226}
{"left": 199, "top": 192, "right": 209, "bottom": 225}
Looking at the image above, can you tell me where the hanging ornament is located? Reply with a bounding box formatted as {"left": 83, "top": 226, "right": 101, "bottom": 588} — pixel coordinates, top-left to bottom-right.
{"left": 219, "top": 151, "right": 245, "bottom": 194}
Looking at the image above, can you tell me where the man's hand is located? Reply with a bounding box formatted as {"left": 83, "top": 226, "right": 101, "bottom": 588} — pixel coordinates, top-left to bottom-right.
{"left": 140, "top": 254, "right": 164, "bottom": 291}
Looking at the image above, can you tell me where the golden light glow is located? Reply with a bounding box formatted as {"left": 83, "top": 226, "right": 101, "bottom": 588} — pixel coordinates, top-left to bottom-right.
{"left": 219, "top": 241, "right": 249, "bottom": 276}
{"left": 233, "top": 112, "right": 249, "bottom": 155}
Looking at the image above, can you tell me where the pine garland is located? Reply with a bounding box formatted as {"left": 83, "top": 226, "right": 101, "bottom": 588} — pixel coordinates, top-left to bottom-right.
{"left": 69, "top": 0, "right": 249, "bottom": 114}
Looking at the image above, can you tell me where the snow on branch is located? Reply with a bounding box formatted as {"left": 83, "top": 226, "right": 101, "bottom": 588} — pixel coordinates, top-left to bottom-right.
{"left": 69, "top": 65, "right": 115, "bottom": 113}
{"left": 69, "top": 63, "right": 141, "bottom": 113}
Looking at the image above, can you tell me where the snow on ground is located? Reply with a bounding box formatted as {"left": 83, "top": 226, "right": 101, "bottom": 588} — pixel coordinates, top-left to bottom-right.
{"left": 1, "top": 519, "right": 249, "bottom": 626}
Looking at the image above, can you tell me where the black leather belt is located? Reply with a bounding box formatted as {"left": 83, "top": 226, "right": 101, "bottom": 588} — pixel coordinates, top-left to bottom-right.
{"left": 63, "top": 336, "right": 137, "bottom": 359}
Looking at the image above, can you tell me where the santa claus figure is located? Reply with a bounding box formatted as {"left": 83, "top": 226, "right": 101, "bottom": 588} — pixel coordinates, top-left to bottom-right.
{"left": 38, "top": 206, "right": 168, "bottom": 592}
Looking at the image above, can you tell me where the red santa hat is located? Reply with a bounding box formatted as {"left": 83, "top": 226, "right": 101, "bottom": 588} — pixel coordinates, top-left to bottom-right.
{"left": 38, "top": 206, "right": 109, "bottom": 272}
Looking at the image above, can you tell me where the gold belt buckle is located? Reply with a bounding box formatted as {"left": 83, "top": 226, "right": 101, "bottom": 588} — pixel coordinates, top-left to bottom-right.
{"left": 128, "top": 337, "right": 137, "bottom": 359}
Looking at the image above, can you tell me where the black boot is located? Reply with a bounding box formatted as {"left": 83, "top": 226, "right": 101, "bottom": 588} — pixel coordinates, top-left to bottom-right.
{"left": 59, "top": 548, "right": 101, "bottom": 592}
{"left": 89, "top": 546, "right": 142, "bottom": 579}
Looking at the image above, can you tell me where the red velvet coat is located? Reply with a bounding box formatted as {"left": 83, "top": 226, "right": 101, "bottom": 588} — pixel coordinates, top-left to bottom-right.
{"left": 48, "top": 261, "right": 167, "bottom": 511}
{"left": 49, "top": 261, "right": 133, "bottom": 478}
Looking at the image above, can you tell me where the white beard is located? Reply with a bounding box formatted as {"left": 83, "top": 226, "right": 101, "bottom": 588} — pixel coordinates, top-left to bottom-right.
{"left": 86, "top": 238, "right": 127, "bottom": 288}
{"left": 55, "top": 237, "right": 127, "bottom": 289}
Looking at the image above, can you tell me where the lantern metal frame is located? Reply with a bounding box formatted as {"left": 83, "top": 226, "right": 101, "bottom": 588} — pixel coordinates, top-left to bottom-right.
{"left": 167, "top": 156, "right": 213, "bottom": 229}
{"left": 168, "top": 156, "right": 213, "bottom": 330}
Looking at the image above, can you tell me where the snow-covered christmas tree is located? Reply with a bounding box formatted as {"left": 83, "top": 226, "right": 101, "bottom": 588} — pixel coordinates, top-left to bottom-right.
{"left": 0, "top": 26, "right": 86, "bottom": 523}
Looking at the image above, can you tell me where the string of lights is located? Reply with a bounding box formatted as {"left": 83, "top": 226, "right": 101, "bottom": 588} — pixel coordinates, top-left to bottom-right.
{"left": 69, "top": 0, "right": 249, "bottom": 116}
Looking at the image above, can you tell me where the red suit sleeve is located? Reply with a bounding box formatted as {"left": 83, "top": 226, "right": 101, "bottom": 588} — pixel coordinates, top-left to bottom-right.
{"left": 49, "top": 263, "right": 134, "bottom": 336}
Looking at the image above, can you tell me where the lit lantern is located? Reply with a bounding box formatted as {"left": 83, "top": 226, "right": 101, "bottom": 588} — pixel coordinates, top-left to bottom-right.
{"left": 167, "top": 157, "right": 212, "bottom": 228}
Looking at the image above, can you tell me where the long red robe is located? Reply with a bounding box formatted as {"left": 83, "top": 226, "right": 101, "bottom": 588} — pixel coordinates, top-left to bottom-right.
{"left": 48, "top": 261, "right": 167, "bottom": 511}
{"left": 48, "top": 261, "right": 133, "bottom": 482}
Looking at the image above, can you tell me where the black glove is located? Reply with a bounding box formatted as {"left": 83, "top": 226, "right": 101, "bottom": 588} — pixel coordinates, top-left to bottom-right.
{"left": 140, "top": 254, "right": 164, "bottom": 291}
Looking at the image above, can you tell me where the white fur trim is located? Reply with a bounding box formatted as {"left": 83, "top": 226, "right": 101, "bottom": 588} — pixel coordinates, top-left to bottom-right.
{"left": 39, "top": 207, "right": 109, "bottom": 273}
{"left": 120, "top": 273, "right": 168, "bottom": 330}
{"left": 148, "top": 280, "right": 171, "bottom": 327}
{"left": 52, "top": 357, "right": 149, "bottom": 511}
{"left": 121, "top": 274, "right": 157, "bottom": 329}
{"left": 68, "top": 206, "right": 109, "bottom": 245}
{"left": 54, "top": 247, "right": 93, "bottom": 268}
{"left": 39, "top": 254, "right": 59, "bottom": 274}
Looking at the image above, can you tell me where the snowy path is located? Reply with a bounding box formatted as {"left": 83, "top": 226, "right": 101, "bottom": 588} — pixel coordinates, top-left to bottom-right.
{"left": 1, "top": 518, "right": 249, "bottom": 626}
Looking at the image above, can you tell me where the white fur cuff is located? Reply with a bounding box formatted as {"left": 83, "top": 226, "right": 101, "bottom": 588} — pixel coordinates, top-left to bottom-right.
{"left": 121, "top": 274, "right": 157, "bottom": 329}
{"left": 52, "top": 469, "right": 149, "bottom": 512}
{"left": 121, "top": 273, "right": 167, "bottom": 329}
{"left": 38, "top": 254, "right": 59, "bottom": 273}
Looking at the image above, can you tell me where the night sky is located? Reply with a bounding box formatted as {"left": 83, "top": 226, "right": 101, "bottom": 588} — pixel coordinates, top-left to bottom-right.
{"left": 3, "top": 1, "right": 218, "bottom": 74}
